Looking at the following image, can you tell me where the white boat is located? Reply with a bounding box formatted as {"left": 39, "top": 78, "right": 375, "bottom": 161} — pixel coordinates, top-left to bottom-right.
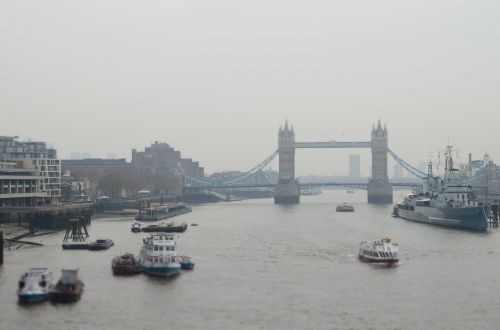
{"left": 138, "top": 233, "right": 181, "bottom": 277}
{"left": 17, "top": 268, "right": 54, "bottom": 303}
{"left": 359, "top": 237, "right": 399, "bottom": 265}
{"left": 336, "top": 203, "right": 354, "bottom": 212}
{"left": 131, "top": 221, "right": 144, "bottom": 233}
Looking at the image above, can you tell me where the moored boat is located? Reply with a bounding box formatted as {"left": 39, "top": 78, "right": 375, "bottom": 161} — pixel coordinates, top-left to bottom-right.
{"left": 48, "top": 268, "right": 84, "bottom": 303}
{"left": 88, "top": 239, "right": 114, "bottom": 250}
{"left": 336, "top": 203, "right": 355, "bottom": 212}
{"left": 138, "top": 233, "right": 181, "bottom": 277}
{"left": 142, "top": 221, "right": 187, "bottom": 233}
{"left": 135, "top": 203, "right": 192, "bottom": 221}
{"left": 359, "top": 237, "right": 399, "bottom": 265}
{"left": 17, "top": 268, "right": 54, "bottom": 304}
{"left": 131, "top": 221, "right": 144, "bottom": 233}
{"left": 393, "top": 147, "right": 490, "bottom": 231}
{"left": 112, "top": 253, "right": 141, "bottom": 275}
{"left": 177, "top": 256, "right": 195, "bottom": 270}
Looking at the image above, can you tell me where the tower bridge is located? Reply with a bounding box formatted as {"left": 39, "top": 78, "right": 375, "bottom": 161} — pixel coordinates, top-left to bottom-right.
{"left": 183, "top": 120, "right": 425, "bottom": 204}
{"left": 274, "top": 120, "right": 392, "bottom": 204}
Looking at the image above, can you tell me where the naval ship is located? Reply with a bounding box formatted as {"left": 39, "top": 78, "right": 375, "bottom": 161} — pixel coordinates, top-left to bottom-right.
{"left": 393, "top": 146, "right": 490, "bottom": 231}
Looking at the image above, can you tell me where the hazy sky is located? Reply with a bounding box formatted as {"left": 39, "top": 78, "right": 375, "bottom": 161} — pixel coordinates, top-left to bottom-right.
{"left": 1, "top": 1, "right": 499, "bottom": 176}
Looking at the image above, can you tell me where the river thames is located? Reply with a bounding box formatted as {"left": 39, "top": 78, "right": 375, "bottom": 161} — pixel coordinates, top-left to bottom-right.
{"left": 1, "top": 189, "right": 500, "bottom": 330}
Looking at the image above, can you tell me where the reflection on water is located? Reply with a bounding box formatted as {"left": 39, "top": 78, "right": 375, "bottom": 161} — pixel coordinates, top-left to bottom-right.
{"left": 1, "top": 189, "right": 500, "bottom": 330}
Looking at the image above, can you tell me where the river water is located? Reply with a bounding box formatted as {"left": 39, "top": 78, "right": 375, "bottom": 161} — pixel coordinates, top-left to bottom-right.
{"left": 1, "top": 189, "right": 500, "bottom": 330}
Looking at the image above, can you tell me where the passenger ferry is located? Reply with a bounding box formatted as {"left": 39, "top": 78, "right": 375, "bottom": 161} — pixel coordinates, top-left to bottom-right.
{"left": 135, "top": 203, "right": 192, "bottom": 221}
{"left": 138, "top": 234, "right": 181, "bottom": 277}
{"left": 17, "top": 268, "right": 54, "bottom": 303}
{"left": 359, "top": 237, "right": 399, "bottom": 265}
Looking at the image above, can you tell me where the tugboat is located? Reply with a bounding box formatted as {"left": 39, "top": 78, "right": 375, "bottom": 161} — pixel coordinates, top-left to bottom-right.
{"left": 177, "top": 256, "right": 195, "bottom": 270}
{"left": 138, "top": 233, "right": 181, "bottom": 277}
{"left": 393, "top": 146, "right": 491, "bottom": 231}
{"left": 142, "top": 221, "right": 188, "bottom": 233}
{"left": 48, "top": 268, "right": 84, "bottom": 303}
{"left": 359, "top": 237, "right": 399, "bottom": 265}
{"left": 17, "top": 268, "right": 54, "bottom": 304}
{"left": 111, "top": 253, "right": 141, "bottom": 275}
{"left": 336, "top": 203, "right": 355, "bottom": 212}
{"left": 88, "top": 239, "right": 114, "bottom": 251}
{"left": 131, "top": 221, "right": 143, "bottom": 233}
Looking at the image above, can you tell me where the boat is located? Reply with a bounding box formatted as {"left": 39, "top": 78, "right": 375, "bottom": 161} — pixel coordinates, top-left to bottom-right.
{"left": 191, "top": 222, "right": 198, "bottom": 226}
{"left": 138, "top": 233, "right": 181, "bottom": 277}
{"left": 17, "top": 268, "right": 54, "bottom": 304}
{"left": 142, "top": 221, "right": 187, "bottom": 233}
{"left": 135, "top": 203, "right": 192, "bottom": 221}
{"left": 359, "top": 237, "right": 399, "bottom": 265}
{"left": 346, "top": 189, "right": 355, "bottom": 194}
{"left": 393, "top": 146, "right": 491, "bottom": 231}
{"left": 111, "top": 253, "right": 141, "bottom": 275}
{"left": 177, "top": 256, "right": 195, "bottom": 270}
{"left": 88, "top": 239, "right": 114, "bottom": 250}
{"left": 131, "top": 221, "right": 144, "bottom": 233}
{"left": 336, "top": 203, "right": 355, "bottom": 212}
{"left": 48, "top": 268, "right": 84, "bottom": 303}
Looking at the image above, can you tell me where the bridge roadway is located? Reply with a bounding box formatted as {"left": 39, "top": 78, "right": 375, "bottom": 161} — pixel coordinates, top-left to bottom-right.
{"left": 183, "top": 181, "right": 419, "bottom": 192}
{"left": 294, "top": 141, "right": 372, "bottom": 148}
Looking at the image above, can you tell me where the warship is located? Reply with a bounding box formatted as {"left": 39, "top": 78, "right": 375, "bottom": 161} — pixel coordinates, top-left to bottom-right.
{"left": 393, "top": 146, "right": 490, "bottom": 231}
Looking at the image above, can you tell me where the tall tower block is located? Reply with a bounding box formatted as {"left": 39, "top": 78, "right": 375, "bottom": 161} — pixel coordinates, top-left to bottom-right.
{"left": 367, "top": 120, "right": 393, "bottom": 203}
{"left": 274, "top": 121, "right": 300, "bottom": 204}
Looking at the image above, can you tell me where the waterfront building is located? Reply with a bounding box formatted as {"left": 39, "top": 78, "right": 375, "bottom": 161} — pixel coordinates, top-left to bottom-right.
{"left": 0, "top": 136, "right": 61, "bottom": 204}
{"left": 0, "top": 161, "right": 46, "bottom": 208}
{"left": 132, "top": 142, "right": 204, "bottom": 179}
{"left": 349, "top": 154, "right": 361, "bottom": 179}
{"left": 61, "top": 158, "right": 132, "bottom": 199}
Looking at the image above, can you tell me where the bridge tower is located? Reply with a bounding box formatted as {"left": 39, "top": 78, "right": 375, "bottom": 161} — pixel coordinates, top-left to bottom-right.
{"left": 274, "top": 121, "right": 300, "bottom": 204}
{"left": 367, "top": 120, "right": 393, "bottom": 203}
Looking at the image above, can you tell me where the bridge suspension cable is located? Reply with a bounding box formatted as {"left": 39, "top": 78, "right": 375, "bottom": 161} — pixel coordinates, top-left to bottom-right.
{"left": 221, "top": 150, "right": 278, "bottom": 185}
{"left": 183, "top": 150, "right": 279, "bottom": 187}
{"left": 387, "top": 148, "right": 427, "bottom": 179}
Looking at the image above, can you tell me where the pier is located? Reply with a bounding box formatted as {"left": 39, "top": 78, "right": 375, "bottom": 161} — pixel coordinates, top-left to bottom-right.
{"left": 0, "top": 203, "right": 93, "bottom": 232}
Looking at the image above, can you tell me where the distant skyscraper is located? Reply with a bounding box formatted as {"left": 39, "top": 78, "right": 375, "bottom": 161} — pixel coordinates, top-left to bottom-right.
{"left": 349, "top": 154, "right": 361, "bottom": 178}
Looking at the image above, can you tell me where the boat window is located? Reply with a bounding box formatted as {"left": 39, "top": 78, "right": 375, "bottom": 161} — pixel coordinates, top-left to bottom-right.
{"left": 159, "top": 246, "right": 164, "bottom": 251}
{"left": 154, "top": 246, "right": 158, "bottom": 251}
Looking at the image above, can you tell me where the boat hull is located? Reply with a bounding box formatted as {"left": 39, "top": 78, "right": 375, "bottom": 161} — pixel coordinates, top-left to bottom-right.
{"left": 395, "top": 205, "right": 489, "bottom": 231}
{"left": 141, "top": 265, "right": 181, "bottom": 277}
{"left": 88, "top": 240, "right": 114, "bottom": 250}
{"left": 62, "top": 243, "right": 89, "bottom": 250}
{"left": 112, "top": 265, "right": 141, "bottom": 275}
{"left": 18, "top": 293, "right": 49, "bottom": 304}
{"left": 359, "top": 255, "right": 398, "bottom": 265}
{"left": 141, "top": 224, "right": 187, "bottom": 233}
{"left": 48, "top": 281, "right": 84, "bottom": 303}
